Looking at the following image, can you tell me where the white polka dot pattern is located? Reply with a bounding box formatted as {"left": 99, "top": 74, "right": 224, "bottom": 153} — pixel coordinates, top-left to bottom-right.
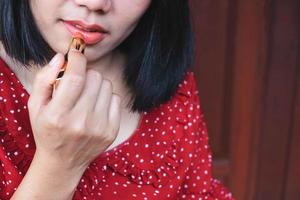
{"left": 0, "top": 58, "right": 234, "bottom": 199}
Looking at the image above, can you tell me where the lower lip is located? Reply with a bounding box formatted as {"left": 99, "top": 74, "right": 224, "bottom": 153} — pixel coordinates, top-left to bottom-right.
{"left": 62, "top": 21, "right": 107, "bottom": 45}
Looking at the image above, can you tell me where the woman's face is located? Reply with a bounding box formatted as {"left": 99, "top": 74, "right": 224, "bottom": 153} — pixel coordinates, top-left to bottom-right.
{"left": 30, "top": 0, "right": 151, "bottom": 62}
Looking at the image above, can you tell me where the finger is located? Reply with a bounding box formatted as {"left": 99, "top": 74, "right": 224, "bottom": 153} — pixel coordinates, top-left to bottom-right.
{"left": 107, "top": 94, "right": 121, "bottom": 135}
{"left": 94, "top": 79, "right": 113, "bottom": 116}
{"left": 72, "top": 70, "right": 103, "bottom": 114}
{"left": 48, "top": 49, "right": 87, "bottom": 113}
{"left": 28, "top": 53, "right": 64, "bottom": 112}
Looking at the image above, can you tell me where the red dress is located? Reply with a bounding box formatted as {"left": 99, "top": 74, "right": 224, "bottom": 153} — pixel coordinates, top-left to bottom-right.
{"left": 0, "top": 58, "right": 234, "bottom": 200}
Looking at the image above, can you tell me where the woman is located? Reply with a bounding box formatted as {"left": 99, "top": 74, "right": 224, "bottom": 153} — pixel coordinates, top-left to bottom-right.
{"left": 0, "top": 0, "right": 234, "bottom": 199}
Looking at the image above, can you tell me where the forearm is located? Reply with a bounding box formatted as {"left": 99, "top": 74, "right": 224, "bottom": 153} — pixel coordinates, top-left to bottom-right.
{"left": 11, "top": 152, "right": 85, "bottom": 200}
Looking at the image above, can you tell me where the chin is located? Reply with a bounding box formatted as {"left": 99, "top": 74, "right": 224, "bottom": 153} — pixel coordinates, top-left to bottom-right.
{"left": 85, "top": 47, "right": 111, "bottom": 62}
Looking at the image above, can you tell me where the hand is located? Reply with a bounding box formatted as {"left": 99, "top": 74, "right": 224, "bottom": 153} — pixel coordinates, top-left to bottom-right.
{"left": 27, "top": 50, "right": 121, "bottom": 171}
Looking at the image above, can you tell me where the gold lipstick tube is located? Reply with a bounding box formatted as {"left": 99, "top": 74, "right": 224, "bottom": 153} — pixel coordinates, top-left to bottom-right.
{"left": 52, "top": 36, "right": 86, "bottom": 94}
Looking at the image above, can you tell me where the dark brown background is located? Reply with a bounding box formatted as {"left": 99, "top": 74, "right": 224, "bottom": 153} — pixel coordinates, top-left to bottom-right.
{"left": 189, "top": 0, "right": 300, "bottom": 199}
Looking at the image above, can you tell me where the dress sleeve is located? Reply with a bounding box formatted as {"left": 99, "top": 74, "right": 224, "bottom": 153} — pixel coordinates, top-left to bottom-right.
{"left": 178, "top": 72, "right": 234, "bottom": 199}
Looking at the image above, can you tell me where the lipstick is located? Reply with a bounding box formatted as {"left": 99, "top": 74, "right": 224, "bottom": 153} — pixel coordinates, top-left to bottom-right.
{"left": 52, "top": 34, "right": 86, "bottom": 94}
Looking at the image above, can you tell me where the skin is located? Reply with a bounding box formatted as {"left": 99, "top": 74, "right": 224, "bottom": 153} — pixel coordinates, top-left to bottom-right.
{"left": 0, "top": 0, "right": 152, "bottom": 199}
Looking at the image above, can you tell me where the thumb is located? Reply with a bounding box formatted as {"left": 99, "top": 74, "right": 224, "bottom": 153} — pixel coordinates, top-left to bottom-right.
{"left": 29, "top": 53, "right": 64, "bottom": 109}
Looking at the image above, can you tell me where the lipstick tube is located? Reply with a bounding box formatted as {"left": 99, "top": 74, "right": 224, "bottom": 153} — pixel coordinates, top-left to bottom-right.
{"left": 52, "top": 36, "right": 86, "bottom": 94}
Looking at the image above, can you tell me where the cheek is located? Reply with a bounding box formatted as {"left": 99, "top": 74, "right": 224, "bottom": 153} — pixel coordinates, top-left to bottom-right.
{"left": 30, "top": 0, "right": 61, "bottom": 23}
{"left": 114, "top": 1, "right": 151, "bottom": 34}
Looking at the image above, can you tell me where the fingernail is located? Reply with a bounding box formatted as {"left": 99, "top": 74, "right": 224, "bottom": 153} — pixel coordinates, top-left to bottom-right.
{"left": 49, "top": 54, "right": 61, "bottom": 67}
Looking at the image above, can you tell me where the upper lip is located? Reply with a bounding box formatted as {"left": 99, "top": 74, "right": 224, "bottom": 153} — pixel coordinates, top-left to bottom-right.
{"left": 63, "top": 20, "right": 108, "bottom": 33}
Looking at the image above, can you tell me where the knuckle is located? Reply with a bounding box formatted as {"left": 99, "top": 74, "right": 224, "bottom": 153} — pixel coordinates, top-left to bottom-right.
{"left": 43, "top": 113, "right": 64, "bottom": 130}
{"left": 69, "top": 122, "right": 86, "bottom": 135}
{"left": 69, "top": 51, "right": 87, "bottom": 65}
{"left": 102, "top": 79, "right": 112, "bottom": 92}
{"left": 87, "top": 70, "right": 102, "bottom": 82}
{"left": 65, "top": 74, "right": 85, "bottom": 87}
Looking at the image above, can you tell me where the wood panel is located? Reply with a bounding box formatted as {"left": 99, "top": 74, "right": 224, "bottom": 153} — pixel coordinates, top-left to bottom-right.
{"left": 225, "top": 0, "right": 267, "bottom": 199}
{"left": 189, "top": 0, "right": 233, "bottom": 184}
{"left": 254, "top": 0, "right": 300, "bottom": 199}
{"left": 190, "top": 0, "right": 300, "bottom": 199}
{"left": 285, "top": 67, "right": 300, "bottom": 199}
{"left": 190, "top": 0, "right": 230, "bottom": 158}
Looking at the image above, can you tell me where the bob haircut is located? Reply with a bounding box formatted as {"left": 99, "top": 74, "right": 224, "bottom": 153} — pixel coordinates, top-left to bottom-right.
{"left": 0, "top": 0, "right": 194, "bottom": 112}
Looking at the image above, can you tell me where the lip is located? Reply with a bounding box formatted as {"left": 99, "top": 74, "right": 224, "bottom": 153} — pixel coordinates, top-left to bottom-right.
{"left": 62, "top": 20, "right": 108, "bottom": 45}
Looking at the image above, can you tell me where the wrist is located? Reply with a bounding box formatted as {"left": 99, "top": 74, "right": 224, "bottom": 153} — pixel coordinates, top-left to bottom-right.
{"left": 29, "top": 151, "right": 85, "bottom": 197}
{"left": 33, "top": 149, "right": 87, "bottom": 174}
{"left": 11, "top": 151, "right": 86, "bottom": 200}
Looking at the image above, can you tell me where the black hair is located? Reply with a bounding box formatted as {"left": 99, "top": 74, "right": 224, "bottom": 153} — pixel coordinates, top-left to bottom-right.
{"left": 0, "top": 0, "right": 194, "bottom": 112}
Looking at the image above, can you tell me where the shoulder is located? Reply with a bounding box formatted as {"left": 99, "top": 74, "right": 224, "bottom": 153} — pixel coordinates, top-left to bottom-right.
{"left": 141, "top": 70, "right": 205, "bottom": 142}
{"left": 172, "top": 70, "right": 201, "bottom": 113}
{"left": 169, "top": 70, "right": 203, "bottom": 133}
{"left": 167, "top": 70, "right": 210, "bottom": 162}
{"left": 142, "top": 70, "right": 207, "bottom": 164}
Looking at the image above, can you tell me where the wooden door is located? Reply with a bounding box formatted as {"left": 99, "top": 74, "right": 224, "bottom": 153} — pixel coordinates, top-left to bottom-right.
{"left": 190, "top": 0, "right": 300, "bottom": 199}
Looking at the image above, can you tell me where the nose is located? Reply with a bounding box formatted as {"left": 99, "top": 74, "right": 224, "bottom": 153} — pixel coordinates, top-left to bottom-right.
{"left": 74, "top": 0, "right": 112, "bottom": 13}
